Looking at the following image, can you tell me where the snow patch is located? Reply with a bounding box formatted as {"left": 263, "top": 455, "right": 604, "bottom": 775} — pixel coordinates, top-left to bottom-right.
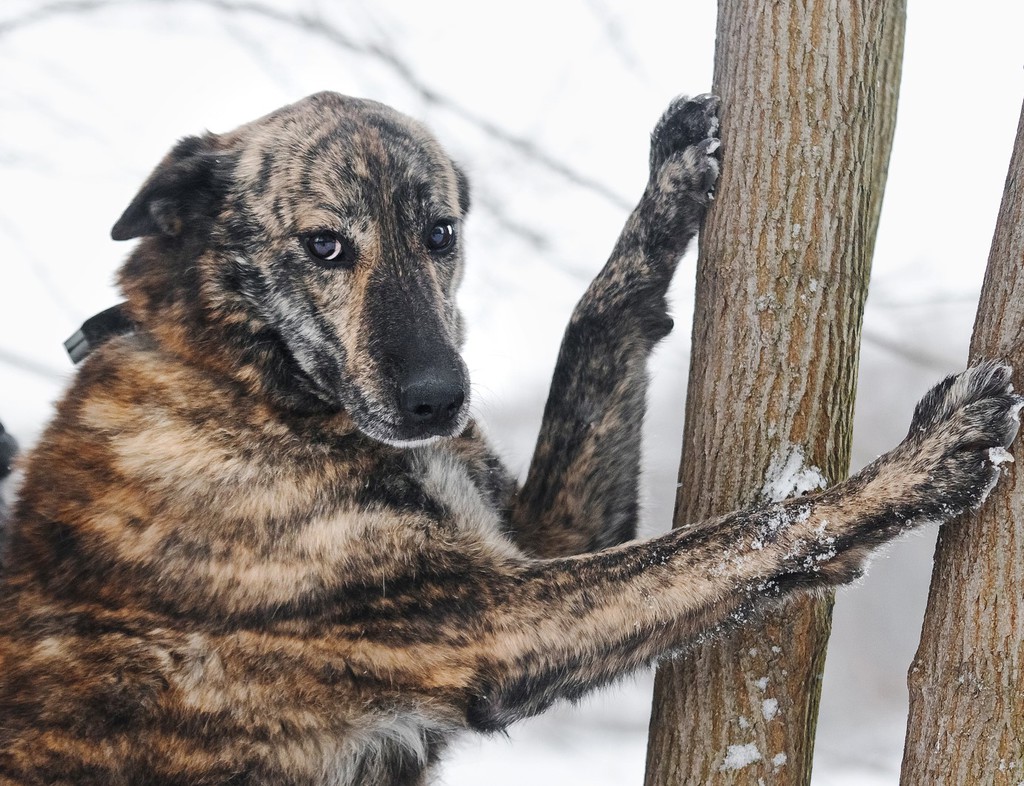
{"left": 989, "top": 446, "right": 1014, "bottom": 466}
{"left": 754, "top": 677, "right": 769, "bottom": 691}
{"left": 721, "top": 743, "right": 762, "bottom": 771}
{"left": 761, "top": 446, "right": 828, "bottom": 502}
{"left": 975, "top": 448, "right": 1016, "bottom": 508}
{"left": 772, "top": 752, "right": 788, "bottom": 768}
{"left": 761, "top": 698, "right": 779, "bottom": 721}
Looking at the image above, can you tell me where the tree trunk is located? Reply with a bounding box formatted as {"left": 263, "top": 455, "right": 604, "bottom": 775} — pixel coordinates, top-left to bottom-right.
{"left": 900, "top": 98, "right": 1024, "bottom": 785}
{"left": 643, "top": 1, "right": 905, "bottom": 784}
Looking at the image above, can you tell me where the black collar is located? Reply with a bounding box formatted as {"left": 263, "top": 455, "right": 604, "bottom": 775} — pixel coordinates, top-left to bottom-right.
{"left": 64, "top": 303, "right": 136, "bottom": 364}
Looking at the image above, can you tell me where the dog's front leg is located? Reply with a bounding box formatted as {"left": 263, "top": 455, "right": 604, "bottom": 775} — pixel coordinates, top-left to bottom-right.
{"left": 509, "top": 95, "right": 721, "bottom": 557}
{"left": 356, "top": 365, "right": 1019, "bottom": 733}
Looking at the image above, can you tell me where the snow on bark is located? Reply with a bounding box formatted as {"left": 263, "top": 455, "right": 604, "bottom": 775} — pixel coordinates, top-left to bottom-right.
{"left": 721, "top": 744, "right": 762, "bottom": 771}
{"left": 760, "top": 446, "right": 828, "bottom": 503}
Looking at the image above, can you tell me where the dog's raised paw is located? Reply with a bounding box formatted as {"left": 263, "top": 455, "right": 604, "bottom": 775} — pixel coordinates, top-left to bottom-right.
{"left": 649, "top": 93, "right": 721, "bottom": 174}
{"left": 636, "top": 118, "right": 721, "bottom": 263}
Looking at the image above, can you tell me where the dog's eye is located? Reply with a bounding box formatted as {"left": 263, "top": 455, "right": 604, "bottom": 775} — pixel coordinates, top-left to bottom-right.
{"left": 303, "top": 232, "right": 353, "bottom": 267}
{"left": 426, "top": 221, "right": 456, "bottom": 252}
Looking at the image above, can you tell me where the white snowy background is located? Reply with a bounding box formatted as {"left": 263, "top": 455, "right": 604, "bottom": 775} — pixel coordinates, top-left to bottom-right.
{"left": 1, "top": 1, "right": 1023, "bottom": 783}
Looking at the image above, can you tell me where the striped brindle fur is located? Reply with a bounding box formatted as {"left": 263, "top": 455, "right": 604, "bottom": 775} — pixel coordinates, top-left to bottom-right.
{"left": 0, "top": 92, "right": 1020, "bottom": 785}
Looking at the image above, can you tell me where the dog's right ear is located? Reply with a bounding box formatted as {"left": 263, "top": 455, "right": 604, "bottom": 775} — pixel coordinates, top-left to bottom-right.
{"left": 111, "top": 134, "right": 233, "bottom": 241}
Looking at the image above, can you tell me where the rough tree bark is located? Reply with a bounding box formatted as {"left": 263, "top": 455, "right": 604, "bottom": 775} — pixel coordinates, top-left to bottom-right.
{"left": 900, "top": 98, "right": 1024, "bottom": 785}
{"left": 644, "top": 2, "right": 906, "bottom": 784}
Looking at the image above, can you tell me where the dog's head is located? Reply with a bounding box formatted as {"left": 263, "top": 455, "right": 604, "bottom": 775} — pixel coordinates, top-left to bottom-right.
{"left": 113, "top": 92, "right": 472, "bottom": 446}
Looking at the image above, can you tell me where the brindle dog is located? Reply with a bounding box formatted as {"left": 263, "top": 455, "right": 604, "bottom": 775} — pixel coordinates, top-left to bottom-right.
{"left": 0, "top": 92, "right": 1019, "bottom": 785}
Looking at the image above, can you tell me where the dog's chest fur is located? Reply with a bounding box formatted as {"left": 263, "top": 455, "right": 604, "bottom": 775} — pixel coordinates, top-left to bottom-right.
{"left": 1, "top": 338, "right": 518, "bottom": 786}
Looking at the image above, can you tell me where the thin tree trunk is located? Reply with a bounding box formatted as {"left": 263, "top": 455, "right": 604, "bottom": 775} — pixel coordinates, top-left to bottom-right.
{"left": 900, "top": 98, "right": 1024, "bottom": 785}
{"left": 644, "top": 1, "right": 905, "bottom": 784}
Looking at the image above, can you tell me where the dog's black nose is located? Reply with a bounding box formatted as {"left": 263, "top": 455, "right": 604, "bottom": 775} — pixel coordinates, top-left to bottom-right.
{"left": 399, "top": 369, "right": 466, "bottom": 428}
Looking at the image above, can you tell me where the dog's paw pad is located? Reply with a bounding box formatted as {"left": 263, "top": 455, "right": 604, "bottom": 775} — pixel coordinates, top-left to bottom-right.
{"left": 655, "top": 137, "right": 721, "bottom": 202}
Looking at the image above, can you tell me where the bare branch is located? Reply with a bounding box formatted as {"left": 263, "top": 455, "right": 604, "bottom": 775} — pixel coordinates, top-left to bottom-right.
{"left": 0, "top": 0, "right": 633, "bottom": 211}
{"left": 869, "top": 292, "right": 980, "bottom": 309}
{"left": 583, "top": 0, "right": 647, "bottom": 79}
{"left": 471, "top": 192, "right": 552, "bottom": 252}
{"left": 860, "top": 327, "right": 956, "bottom": 372}
{"left": 0, "top": 348, "right": 67, "bottom": 383}
{"left": 0, "top": 217, "right": 83, "bottom": 323}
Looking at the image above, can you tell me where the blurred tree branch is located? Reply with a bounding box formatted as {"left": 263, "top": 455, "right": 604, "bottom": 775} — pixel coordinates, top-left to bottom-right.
{"left": 0, "top": 349, "right": 66, "bottom": 382}
{"left": 0, "top": 0, "right": 633, "bottom": 211}
{"left": 861, "top": 327, "right": 955, "bottom": 372}
{"left": 583, "top": 0, "right": 646, "bottom": 78}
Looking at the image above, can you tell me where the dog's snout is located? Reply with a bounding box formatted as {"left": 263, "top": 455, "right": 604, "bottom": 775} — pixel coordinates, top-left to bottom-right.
{"left": 399, "top": 369, "right": 466, "bottom": 428}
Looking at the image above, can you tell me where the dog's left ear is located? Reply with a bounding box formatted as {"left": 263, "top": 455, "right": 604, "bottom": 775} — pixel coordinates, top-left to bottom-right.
{"left": 454, "top": 163, "right": 471, "bottom": 216}
{"left": 111, "top": 134, "right": 234, "bottom": 241}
